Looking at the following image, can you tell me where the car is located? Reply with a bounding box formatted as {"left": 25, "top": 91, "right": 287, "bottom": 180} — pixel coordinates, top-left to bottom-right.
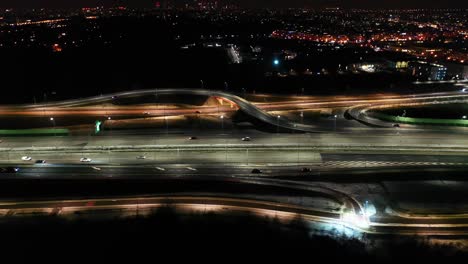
{"left": 251, "top": 169, "right": 262, "bottom": 174}
{"left": 188, "top": 136, "right": 198, "bottom": 140}
{"left": 21, "top": 156, "right": 32, "bottom": 161}
{"left": 35, "top": 160, "right": 47, "bottom": 164}
{"left": 0, "top": 167, "right": 19, "bottom": 173}
{"left": 195, "top": 111, "right": 201, "bottom": 114}
{"left": 241, "top": 137, "right": 251, "bottom": 141}
{"left": 462, "top": 88, "right": 467, "bottom": 92}
{"left": 393, "top": 124, "right": 400, "bottom": 128}
{"left": 80, "top": 158, "right": 92, "bottom": 163}
{"left": 143, "top": 112, "right": 151, "bottom": 115}
{"left": 136, "top": 155, "right": 147, "bottom": 160}
{"left": 301, "top": 167, "right": 312, "bottom": 173}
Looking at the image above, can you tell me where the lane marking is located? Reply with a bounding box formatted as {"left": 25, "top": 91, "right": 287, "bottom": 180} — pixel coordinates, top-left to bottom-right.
{"left": 155, "top": 167, "right": 166, "bottom": 171}
{"left": 92, "top": 167, "right": 101, "bottom": 171}
{"left": 186, "top": 167, "right": 197, "bottom": 171}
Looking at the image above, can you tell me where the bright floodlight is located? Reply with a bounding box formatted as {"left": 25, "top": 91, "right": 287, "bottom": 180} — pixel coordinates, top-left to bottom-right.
{"left": 50, "top": 117, "right": 54, "bottom": 121}
{"left": 220, "top": 115, "right": 224, "bottom": 119}
{"left": 463, "top": 116, "right": 467, "bottom": 119}
{"left": 277, "top": 115, "right": 280, "bottom": 118}
{"left": 273, "top": 59, "right": 279, "bottom": 65}
{"left": 341, "top": 210, "right": 370, "bottom": 229}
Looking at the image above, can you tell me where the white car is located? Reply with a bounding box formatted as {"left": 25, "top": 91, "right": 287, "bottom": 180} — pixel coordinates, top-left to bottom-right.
{"left": 136, "top": 155, "right": 147, "bottom": 160}
{"left": 21, "top": 156, "right": 32, "bottom": 161}
{"left": 242, "top": 137, "right": 251, "bottom": 141}
{"left": 80, "top": 158, "right": 92, "bottom": 163}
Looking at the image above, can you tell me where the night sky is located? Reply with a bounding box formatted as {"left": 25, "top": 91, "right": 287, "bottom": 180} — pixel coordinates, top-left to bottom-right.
{"left": 0, "top": 0, "right": 466, "bottom": 9}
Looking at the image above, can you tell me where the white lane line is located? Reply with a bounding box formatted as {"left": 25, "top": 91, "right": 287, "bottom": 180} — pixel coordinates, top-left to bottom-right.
{"left": 186, "top": 167, "right": 197, "bottom": 171}
{"left": 155, "top": 167, "right": 166, "bottom": 171}
{"left": 92, "top": 167, "right": 101, "bottom": 171}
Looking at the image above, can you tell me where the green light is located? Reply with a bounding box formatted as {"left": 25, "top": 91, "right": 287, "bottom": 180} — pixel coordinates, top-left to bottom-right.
{"left": 95, "top": 121, "right": 102, "bottom": 134}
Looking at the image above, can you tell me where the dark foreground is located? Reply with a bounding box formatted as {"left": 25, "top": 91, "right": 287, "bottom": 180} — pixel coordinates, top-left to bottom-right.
{"left": 0, "top": 206, "right": 467, "bottom": 263}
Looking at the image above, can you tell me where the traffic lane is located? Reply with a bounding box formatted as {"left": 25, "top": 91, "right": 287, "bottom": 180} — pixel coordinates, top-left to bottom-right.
{"left": 3, "top": 164, "right": 468, "bottom": 181}
{"left": 321, "top": 154, "right": 468, "bottom": 163}
{"left": 372, "top": 215, "right": 468, "bottom": 225}
{"left": 0, "top": 196, "right": 341, "bottom": 219}
{"left": 3, "top": 129, "right": 468, "bottom": 149}
{"left": 0, "top": 164, "right": 315, "bottom": 179}
{"left": 0, "top": 149, "right": 322, "bottom": 165}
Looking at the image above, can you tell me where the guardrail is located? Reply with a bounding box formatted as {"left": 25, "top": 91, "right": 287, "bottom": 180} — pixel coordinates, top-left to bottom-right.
{"left": 369, "top": 111, "right": 468, "bottom": 127}
{"left": 0, "top": 128, "right": 69, "bottom": 136}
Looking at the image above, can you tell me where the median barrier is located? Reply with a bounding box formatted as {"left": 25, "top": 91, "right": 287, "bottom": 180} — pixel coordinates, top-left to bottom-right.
{"left": 5, "top": 143, "right": 468, "bottom": 154}
{"left": 0, "top": 128, "right": 69, "bottom": 137}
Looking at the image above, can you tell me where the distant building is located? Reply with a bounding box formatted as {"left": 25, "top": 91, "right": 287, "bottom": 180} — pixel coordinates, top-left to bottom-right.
{"left": 194, "top": 0, "right": 219, "bottom": 10}
{"left": 443, "top": 62, "right": 468, "bottom": 80}
{"left": 410, "top": 61, "right": 447, "bottom": 81}
{"left": 2, "top": 10, "right": 17, "bottom": 25}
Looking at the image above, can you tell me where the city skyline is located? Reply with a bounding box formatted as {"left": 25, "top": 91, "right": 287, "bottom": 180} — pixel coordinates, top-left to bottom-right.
{"left": 0, "top": 0, "right": 467, "bottom": 9}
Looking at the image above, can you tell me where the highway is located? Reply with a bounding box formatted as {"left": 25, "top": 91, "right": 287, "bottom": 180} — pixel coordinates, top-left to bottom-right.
{"left": 2, "top": 88, "right": 468, "bottom": 133}
{"left": 1, "top": 88, "right": 468, "bottom": 239}
{"left": 3, "top": 129, "right": 468, "bottom": 150}
{"left": 1, "top": 195, "right": 468, "bottom": 236}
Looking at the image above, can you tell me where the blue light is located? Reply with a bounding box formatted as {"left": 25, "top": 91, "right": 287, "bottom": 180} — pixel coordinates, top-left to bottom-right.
{"left": 273, "top": 59, "right": 280, "bottom": 66}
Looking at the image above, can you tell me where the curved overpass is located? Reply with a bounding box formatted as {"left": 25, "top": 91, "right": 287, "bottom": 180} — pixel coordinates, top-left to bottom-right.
{"left": 15, "top": 89, "right": 319, "bottom": 133}
{"left": 346, "top": 91, "right": 468, "bottom": 128}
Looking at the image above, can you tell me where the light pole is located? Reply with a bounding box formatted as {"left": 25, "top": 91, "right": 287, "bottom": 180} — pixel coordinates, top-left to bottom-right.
{"left": 220, "top": 115, "right": 224, "bottom": 134}
{"left": 300, "top": 111, "right": 304, "bottom": 125}
{"left": 333, "top": 115, "right": 338, "bottom": 132}
{"left": 200, "top": 80, "right": 204, "bottom": 89}
{"left": 276, "top": 115, "right": 281, "bottom": 134}
{"left": 154, "top": 91, "right": 159, "bottom": 149}
{"left": 295, "top": 124, "right": 300, "bottom": 165}
{"left": 107, "top": 116, "right": 112, "bottom": 137}
{"left": 50, "top": 117, "right": 56, "bottom": 137}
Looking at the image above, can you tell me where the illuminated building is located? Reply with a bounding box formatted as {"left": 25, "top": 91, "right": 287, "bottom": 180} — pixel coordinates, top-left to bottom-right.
{"left": 410, "top": 62, "right": 447, "bottom": 81}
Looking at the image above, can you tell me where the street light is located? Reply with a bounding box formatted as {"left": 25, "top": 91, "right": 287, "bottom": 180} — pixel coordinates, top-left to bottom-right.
{"left": 107, "top": 117, "right": 112, "bottom": 136}
{"left": 300, "top": 111, "right": 304, "bottom": 125}
{"left": 333, "top": 115, "right": 338, "bottom": 132}
{"left": 220, "top": 115, "right": 224, "bottom": 134}
{"left": 463, "top": 116, "right": 467, "bottom": 119}
{"left": 277, "top": 115, "right": 281, "bottom": 133}
{"left": 50, "top": 117, "right": 56, "bottom": 137}
{"left": 200, "top": 80, "right": 204, "bottom": 89}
